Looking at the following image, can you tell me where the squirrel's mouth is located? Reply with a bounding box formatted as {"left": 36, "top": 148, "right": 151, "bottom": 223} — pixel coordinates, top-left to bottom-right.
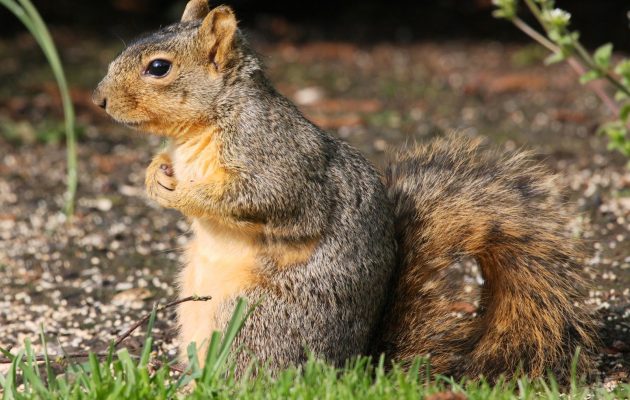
{"left": 103, "top": 109, "right": 145, "bottom": 128}
{"left": 123, "top": 121, "right": 142, "bottom": 127}
{"left": 111, "top": 117, "right": 145, "bottom": 129}
{"left": 102, "top": 107, "right": 146, "bottom": 129}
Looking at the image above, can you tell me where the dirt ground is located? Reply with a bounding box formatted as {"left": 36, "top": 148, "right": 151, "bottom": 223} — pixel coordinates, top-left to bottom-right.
{"left": 0, "top": 29, "right": 628, "bottom": 385}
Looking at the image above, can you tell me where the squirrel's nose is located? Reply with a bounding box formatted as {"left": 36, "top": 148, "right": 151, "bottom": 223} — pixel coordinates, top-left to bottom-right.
{"left": 93, "top": 95, "right": 107, "bottom": 109}
{"left": 92, "top": 87, "right": 107, "bottom": 109}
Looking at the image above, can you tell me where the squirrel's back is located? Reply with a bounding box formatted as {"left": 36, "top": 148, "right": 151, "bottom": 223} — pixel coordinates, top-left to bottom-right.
{"left": 219, "top": 135, "right": 398, "bottom": 371}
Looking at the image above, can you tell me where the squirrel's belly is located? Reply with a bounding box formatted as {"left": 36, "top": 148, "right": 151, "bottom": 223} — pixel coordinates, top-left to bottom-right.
{"left": 177, "top": 218, "right": 259, "bottom": 360}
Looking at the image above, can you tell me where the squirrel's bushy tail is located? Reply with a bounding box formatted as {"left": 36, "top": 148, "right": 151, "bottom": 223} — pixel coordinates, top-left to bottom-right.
{"left": 379, "top": 136, "right": 596, "bottom": 381}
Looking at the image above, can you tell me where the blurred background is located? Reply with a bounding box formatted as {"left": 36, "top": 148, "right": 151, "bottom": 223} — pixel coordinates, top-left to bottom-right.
{"left": 0, "top": 0, "right": 629, "bottom": 384}
{"left": 1, "top": 0, "right": 629, "bottom": 45}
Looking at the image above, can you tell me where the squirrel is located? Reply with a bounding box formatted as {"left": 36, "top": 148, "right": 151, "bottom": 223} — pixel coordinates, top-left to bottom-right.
{"left": 93, "top": 0, "right": 596, "bottom": 381}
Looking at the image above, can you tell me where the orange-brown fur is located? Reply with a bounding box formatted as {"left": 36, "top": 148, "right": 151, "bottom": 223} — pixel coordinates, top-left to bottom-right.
{"left": 262, "top": 238, "right": 320, "bottom": 269}
{"left": 379, "top": 137, "right": 596, "bottom": 381}
{"left": 178, "top": 218, "right": 259, "bottom": 360}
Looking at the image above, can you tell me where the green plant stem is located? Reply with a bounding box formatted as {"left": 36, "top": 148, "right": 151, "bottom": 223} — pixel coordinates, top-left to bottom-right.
{"left": 511, "top": 17, "right": 620, "bottom": 115}
{"left": 573, "top": 41, "right": 630, "bottom": 97}
{"left": 573, "top": 42, "right": 596, "bottom": 68}
{"left": 0, "top": 0, "right": 33, "bottom": 30}
{"left": 522, "top": 0, "right": 630, "bottom": 98}
{"left": 20, "top": 0, "right": 78, "bottom": 215}
{"left": 522, "top": 0, "right": 547, "bottom": 29}
{"left": 1, "top": 0, "right": 78, "bottom": 215}
{"left": 512, "top": 16, "right": 556, "bottom": 52}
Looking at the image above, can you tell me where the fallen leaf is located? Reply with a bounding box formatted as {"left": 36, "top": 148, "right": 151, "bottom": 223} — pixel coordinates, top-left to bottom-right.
{"left": 487, "top": 73, "right": 547, "bottom": 94}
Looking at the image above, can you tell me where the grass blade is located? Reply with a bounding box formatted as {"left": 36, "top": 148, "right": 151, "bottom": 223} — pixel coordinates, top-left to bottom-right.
{"left": 117, "top": 348, "right": 137, "bottom": 396}
{"left": 2, "top": 0, "right": 78, "bottom": 215}
{"left": 88, "top": 353, "right": 102, "bottom": 387}
{"left": 139, "top": 305, "right": 157, "bottom": 368}
{"left": 201, "top": 330, "right": 222, "bottom": 383}
{"left": 39, "top": 327, "right": 58, "bottom": 392}
{"left": 209, "top": 297, "right": 248, "bottom": 379}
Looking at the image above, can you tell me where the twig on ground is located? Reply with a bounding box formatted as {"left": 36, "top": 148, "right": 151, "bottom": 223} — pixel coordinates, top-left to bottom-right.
{"left": 0, "top": 295, "right": 212, "bottom": 369}
{"left": 149, "top": 359, "right": 187, "bottom": 374}
{"left": 113, "top": 295, "right": 212, "bottom": 347}
{"left": 0, "top": 352, "right": 113, "bottom": 364}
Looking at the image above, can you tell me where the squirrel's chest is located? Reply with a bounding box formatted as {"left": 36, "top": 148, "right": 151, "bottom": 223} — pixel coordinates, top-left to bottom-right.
{"left": 172, "top": 133, "right": 260, "bottom": 302}
{"left": 183, "top": 219, "right": 259, "bottom": 294}
{"left": 178, "top": 219, "right": 259, "bottom": 354}
{"left": 170, "top": 134, "right": 226, "bottom": 185}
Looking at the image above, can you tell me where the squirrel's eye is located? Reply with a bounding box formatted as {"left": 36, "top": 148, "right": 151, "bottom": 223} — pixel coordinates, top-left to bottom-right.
{"left": 145, "top": 59, "right": 171, "bottom": 78}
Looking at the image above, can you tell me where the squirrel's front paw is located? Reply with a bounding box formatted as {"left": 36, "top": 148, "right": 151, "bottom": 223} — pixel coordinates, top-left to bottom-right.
{"left": 146, "top": 153, "right": 178, "bottom": 208}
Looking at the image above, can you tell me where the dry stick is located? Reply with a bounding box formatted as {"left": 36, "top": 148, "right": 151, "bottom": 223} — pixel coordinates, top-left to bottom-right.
{"left": 512, "top": 17, "right": 620, "bottom": 116}
{"left": 0, "top": 295, "right": 212, "bottom": 365}
{"left": 0, "top": 352, "right": 113, "bottom": 365}
{"left": 149, "top": 358, "right": 187, "bottom": 374}
{"left": 113, "top": 295, "right": 212, "bottom": 347}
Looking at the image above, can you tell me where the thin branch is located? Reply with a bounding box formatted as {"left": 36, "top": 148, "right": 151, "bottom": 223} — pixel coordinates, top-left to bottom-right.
{"left": 0, "top": 352, "right": 112, "bottom": 364}
{"left": 149, "top": 359, "right": 187, "bottom": 374}
{"left": 510, "top": 17, "right": 620, "bottom": 116}
{"left": 565, "top": 58, "right": 620, "bottom": 115}
{"left": 522, "top": 0, "right": 547, "bottom": 31}
{"left": 575, "top": 43, "right": 630, "bottom": 98}
{"left": 114, "top": 295, "right": 212, "bottom": 347}
{"left": 0, "top": 295, "right": 212, "bottom": 367}
{"left": 512, "top": 17, "right": 558, "bottom": 53}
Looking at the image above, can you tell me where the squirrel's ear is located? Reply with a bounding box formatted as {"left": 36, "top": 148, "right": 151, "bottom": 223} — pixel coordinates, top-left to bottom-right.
{"left": 181, "top": 0, "right": 210, "bottom": 22}
{"left": 199, "top": 5, "right": 237, "bottom": 70}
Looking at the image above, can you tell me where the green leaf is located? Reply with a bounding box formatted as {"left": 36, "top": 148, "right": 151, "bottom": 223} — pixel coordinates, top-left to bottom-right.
{"left": 579, "top": 70, "right": 600, "bottom": 84}
{"left": 599, "top": 122, "right": 629, "bottom": 155}
{"left": 557, "top": 35, "right": 574, "bottom": 47}
{"left": 615, "top": 59, "right": 630, "bottom": 79}
{"left": 548, "top": 30, "right": 562, "bottom": 43}
{"left": 594, "top": 43, "right": 613, "bottom": 70}
{"left": 615, "top": 90, "right": 629, "bottom": 102}
{"left": 620, "top": 103, "right": 630, "bottom": 123}
{"left": 492, "top": 9, "right": 508, "bottom": 19}
{"left": 570, "top": 31, "right": 580, "bottom": 41}
{"left": 544, "top": 51, "right": 565, "bottom": 65}
{"left": 598, "top": 121, "right": 619, "bottom": 136}
{"left": 491, "top": 0, "right": 517, "bottom": 19}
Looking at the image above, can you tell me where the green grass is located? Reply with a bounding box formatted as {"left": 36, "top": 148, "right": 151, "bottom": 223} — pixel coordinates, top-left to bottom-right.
{"left": 1, "top": 299, "right": 628, "bottom": 399}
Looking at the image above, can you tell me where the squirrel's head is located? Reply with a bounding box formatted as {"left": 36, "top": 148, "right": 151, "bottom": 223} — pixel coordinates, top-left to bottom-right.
{"left": 93, "top": 0, "right": 259, "bottom": 138}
